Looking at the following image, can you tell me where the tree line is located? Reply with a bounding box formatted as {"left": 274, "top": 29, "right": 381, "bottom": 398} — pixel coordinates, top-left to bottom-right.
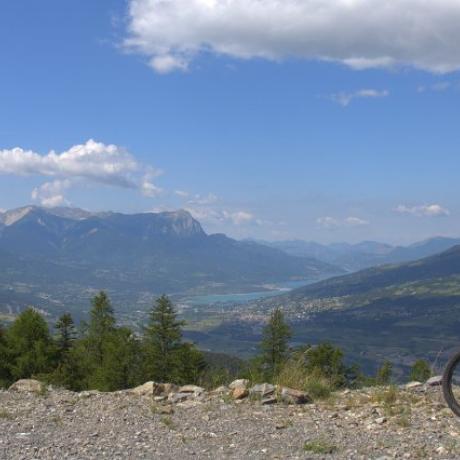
{"left": 0, "top": 295, "right": 432, "bottom": 394}
{"left": 0, "top": 293, "right": 206, "bottom": 391}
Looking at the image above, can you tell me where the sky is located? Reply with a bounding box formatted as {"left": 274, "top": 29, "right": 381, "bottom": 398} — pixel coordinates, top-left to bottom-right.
{"left": 0, "top": 0, "right": 459, "bottom": 244}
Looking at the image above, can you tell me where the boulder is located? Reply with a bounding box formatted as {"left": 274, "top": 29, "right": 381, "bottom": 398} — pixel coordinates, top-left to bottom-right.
{"left": 130, "top": 382, "right": 178, "bottom": 396}
{"left": 9, "top": 379, "right": 44, "bottom": 394}
{"left": 211, "top": 385, "right": 229, "bottom": 394}
{"left": 178, "top": 385, "right": 205, "bottom": 394}
{"left": 261, "top": 396, "right": 277, "bottom": 405}
{"left": 280, "top": 387, "right": 311, "bottom": 405}
{"left": 130, "top": 382, "right": 158, "bottom": 396}
{"left": 405, "top": 381, "right": 423, "bottom": 390}
{"left": 168, "top": 392, "right": 190, "bottom": 404}
{"left": 229, "top": 379, "right": 249, "bottom": 390}
{"left": 250, "top": 383, "right": 276, "bottom": 398}
{"left": 426, "top": 376, "right": 443, "bottom": 387}
{"left": 232, "top": 387, "right": 249, "bottom": 400}
{"left": 159, "top": 383, "right": 178, "bottom": 396}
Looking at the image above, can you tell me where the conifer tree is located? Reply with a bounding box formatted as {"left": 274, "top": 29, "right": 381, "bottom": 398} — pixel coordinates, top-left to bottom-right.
{"left": 260, "top": 307, "right": 291, "bottom": 379}
{"left": 96, "top": 327, "right": 144, "bottom": 391}
{"left": 410, "top": 359, "right": 431, "bottom": 383}
{"left": 376, "top": 360, "right": 393, "bottom": 385}
{"left": 87, "top": 291, "right": 116, "bottom": 367}
{"left": 6, "top": 308, "right": 55, "bottom": 380}
{"left": 144, "top": 295, "right": 186, "bottom": 382}
{"left": 55, "top": 313, "right": 76, "bottom": 355}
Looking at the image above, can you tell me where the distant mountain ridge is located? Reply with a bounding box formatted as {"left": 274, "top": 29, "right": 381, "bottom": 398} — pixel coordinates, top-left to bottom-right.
{"left": 259, "top": 237, "right": 460, "bottom": 271}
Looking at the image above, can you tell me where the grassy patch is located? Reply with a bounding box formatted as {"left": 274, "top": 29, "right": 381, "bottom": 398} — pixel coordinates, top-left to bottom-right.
{"left": 0, "top": 409, "right": 13, "bottom": 420}
{"left": 303, "top": 438, "right": 338, "bottom": 455}
{"left": 160, "top": 416, "right": 176, "bottom": 430}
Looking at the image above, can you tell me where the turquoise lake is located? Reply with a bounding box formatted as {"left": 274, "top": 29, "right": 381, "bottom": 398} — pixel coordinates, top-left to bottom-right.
{"left": 183, "top": 279, "right": 316, "bottom": 306}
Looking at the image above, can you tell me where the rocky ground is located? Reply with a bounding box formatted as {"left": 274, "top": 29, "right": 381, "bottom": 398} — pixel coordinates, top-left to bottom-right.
{"left": 1, "top": 379, "right": 460, "bottom": 459}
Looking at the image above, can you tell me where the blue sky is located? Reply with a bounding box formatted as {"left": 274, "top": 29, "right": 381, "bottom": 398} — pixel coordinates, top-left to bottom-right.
{"left": 0, "top": 0, "right": 459, "bottom": 244}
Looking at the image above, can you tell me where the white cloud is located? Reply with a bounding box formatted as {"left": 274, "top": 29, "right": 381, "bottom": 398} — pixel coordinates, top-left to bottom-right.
{"left": 124, "top": 0, "right": 460, "bottom": 74}
{"left": 317, "top": 215, "right": 369, "bottom": 229}
{"left": 395, "top": 204, "right": 450, "bottom": 217}
{"left": 186, "top": 206, "right": 255, "bottom": 226}
{"left": 224, "top": 210, "right": 254, "bottom": 225}
{"left": 31, "top": 179, "right": 71, "bottom": 207}
{"left": 175, "top": 190, "right": 189, "bottom": 198}
{"left": 316, "top": 216, "right": 340, "bottom": 229}
{"left": 0, "top": 139, "right": 163, "bottom": 205}
{"left": 344, "top": 216, "right": 369, "bottom": 226}
{"left": 330, "top": 89, "right": 389, "bottom": 107}
{"left": 187, "top": 193, "right": 219, "bottom": 205}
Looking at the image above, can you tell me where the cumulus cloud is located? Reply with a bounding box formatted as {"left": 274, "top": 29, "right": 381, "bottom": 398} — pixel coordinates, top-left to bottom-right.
{"left": 395, "top": 204, "right": 450, "bottom": 217}
{"left": 330, "top": 89, "right": 389, "bottom": 107}
{"left": 31, "top": 180, "right": 71, "bottom": 208}
{"left": 0, "top": 139, "right": 162, "bottom": 206}
{"left": 174, "top": 190, "right": 190, "bottom": 198}
{"left": 317, "top": 216, "right": 369, "bottom": 229}
{"left": 124, "top": 0, "right": 460, "bottom": 74}
{"left": 187, "top": 193, "right": 219, "bottom": 205}
{"left": 186, "top": 206, "right": 255, "bottom": 226}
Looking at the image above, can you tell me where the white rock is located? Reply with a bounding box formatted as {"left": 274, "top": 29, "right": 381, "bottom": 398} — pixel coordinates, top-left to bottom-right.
{"left": 426, "top": 376, "right": 443, "bottom": 387}
{"left": 229, "top": 379, "right": 249, "bottom": 390}
{"left": 178, "top": 385, "right": 205, "bottom": 394}
{"left": 405, "top": 381, "right": 423, "bottom": 390}
{"left": 9, "top": 379, "right": 44, "bottom": 393}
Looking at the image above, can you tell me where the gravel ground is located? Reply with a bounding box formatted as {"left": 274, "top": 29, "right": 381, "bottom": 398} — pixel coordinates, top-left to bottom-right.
{"left": 0, "top": 384, "right": 459, "bottom": 459}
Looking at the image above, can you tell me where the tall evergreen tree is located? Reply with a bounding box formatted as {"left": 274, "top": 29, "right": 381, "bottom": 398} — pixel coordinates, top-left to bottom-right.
{"left": 95, "top": 327, "right": 144, "bottom": 391}
{"left": 144, "top": 295, "right": 186, "bottom": 382}
{"left": 6, "top": 308, "right": 55, "bottom": 380}
{"left": 55, "top": 313, "right": 76, "bottom": 355}
{"left": 87, "top": 291, "right": 116, "bottom": 368}
{"left": 259, "top": 307, "right": 291, "bottom": 379}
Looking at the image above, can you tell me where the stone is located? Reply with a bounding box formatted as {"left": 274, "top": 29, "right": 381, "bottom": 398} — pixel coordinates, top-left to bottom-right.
{"left": 375, "top": 417, "right": 387, "bottom": 425}
{"left": 130, "top": 382, "right": 158, "bottom": 396}
{"left": 168, "top": 392, "right": 190, "bottom": 404}
{"left": 178, "top": 385, "right": 205, "bottom": 394}
{"left": 405, "top": 381, "right": 423, "bottom": 390}
{"left": 280, "top": 387, "right": 311, "bottom": 405}
{"left": 229, "top": 379, "right": 249, "bottom": 390}
{"left": 160, "top": 383, "right": 178, "bottom": 395}
{"left": 426, "top": 376, "right": 443, "bottom": 387}
{"left": 261, "top": 396, "right": 277, "bottom": 405}
{"left": 250, "top": 383, "right": 276, "bottom": 398}
{"left": 232, "top": 387, "right": 249, "bottom": 400}
{"left": 9, "top": 379, "right": 44, "bottom": 393}
{"left": 211, "top": 386, "right": 229, "bottom": 394}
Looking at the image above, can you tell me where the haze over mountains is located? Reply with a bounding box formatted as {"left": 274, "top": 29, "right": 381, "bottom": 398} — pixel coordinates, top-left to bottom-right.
{"left": 260, "top": 237, "right": 460, "bottom": 271}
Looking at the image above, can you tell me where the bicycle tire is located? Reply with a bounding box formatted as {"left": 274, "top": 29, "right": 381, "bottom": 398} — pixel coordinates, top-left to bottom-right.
{"left": 442, "top": 350, "right": 460, "bottom": 417}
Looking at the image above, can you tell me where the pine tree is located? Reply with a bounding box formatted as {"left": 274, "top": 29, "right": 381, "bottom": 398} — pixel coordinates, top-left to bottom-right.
{"left": 55, "top": 313, "right": 76, "bottom": 355}
{"left": 87, "top": 291, "right": 116, "bottom": 368}
{"left": 144, "top": 295, "right": 186, "bottom": 382}
{"left": 96, "top": 327, "right": 144, "bottom": 391}
{"left": 259, "top": 308, "right": 291, "bottom": 380}
{"left": 376, "top": 360, "right": 393, "bottom": 385}
{"left": 410, "top": 359, "right": 431, "bottom": 383}
{"left": 6, "top": 308, "right": 55, "bottom": 381}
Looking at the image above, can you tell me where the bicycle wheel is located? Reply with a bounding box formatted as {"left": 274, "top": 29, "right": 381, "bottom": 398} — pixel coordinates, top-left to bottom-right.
{"left": 442, "top": 350, "right": 460, "bottom": 416}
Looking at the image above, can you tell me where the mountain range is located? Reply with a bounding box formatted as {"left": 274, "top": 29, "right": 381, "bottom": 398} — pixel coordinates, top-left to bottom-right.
{"left": 0, "top": 206, "right": 341, "bottom": 318}
{"left": 259, "top": 237, "right": 460, "bottom": 271}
